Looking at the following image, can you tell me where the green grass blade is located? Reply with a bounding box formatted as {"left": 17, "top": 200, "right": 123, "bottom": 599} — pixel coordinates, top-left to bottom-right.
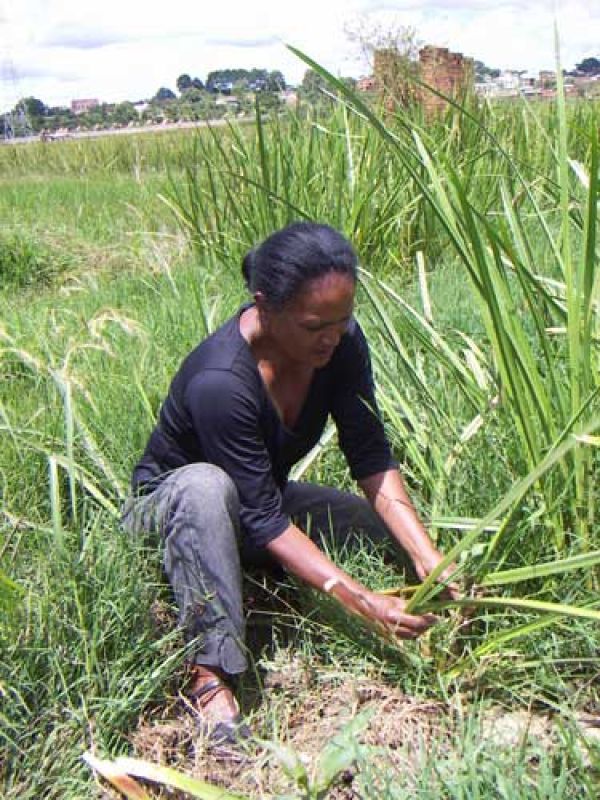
{"left": 406, "top": 417, "right": 600, "bottom": 613}
{"left": 444, "top": 601, "right": 600, "bottom": 679}
{"left": 0, "top": 569, "right": 23, "bottom": 609}
{"left": 428, "top": 596, "right": 600, "bottom": 624}
{"left": 48, "top": 455, "right": 64, "bottom": 551}
{"left": 482, "top": 550, "right": 600, "bottom": 587}
{"left": 51, "top": 454, "right": 120, "bottom": 516}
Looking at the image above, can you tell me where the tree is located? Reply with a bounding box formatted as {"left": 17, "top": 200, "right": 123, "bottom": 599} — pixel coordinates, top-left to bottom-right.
{"left": 10, "top": 97, "right": 46, "bottom": 132}
{"left": 20, "top": 96, "right": 47, "bottom": 118}
{"left": 176, "top": 74, "right": 192, "bottom": 93}
{"left": 255, "top": 90, "right": 282, "bottom": 115}
{"left": 45, "top": 107, "right": 76, "bottom": 132}
{"left": 575, "top": 57, "right": 600, "bottom": 75}
{"left": 182, "top": 88, "right": 205, "bottom": 104}
{"left": 345, "top": 18, "right": 422, "bottom": 106}
{"left": 154, "top": 87, "right": 176, "bottom": 102}
{"left": 112, "top": 101, "right": 138, "bottom": 125}
{"left": 265, "top": 70, "right": 286, "bottom": 92}
{"left": 474, "top": 60, "right": 500, "bottom": 81}
{"left": 345, "top": 18, "right": 421, "bottom": 69}
{"left": 191, "top": 77, "right": 205, "bottom": 90}
{"left": 299, "top": 68, "right": 329, "bottom": 99}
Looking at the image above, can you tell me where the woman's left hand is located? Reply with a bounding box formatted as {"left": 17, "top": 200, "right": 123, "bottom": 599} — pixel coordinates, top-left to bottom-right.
{"left": 413, "top": 547, "right": 461, "bottom": 601}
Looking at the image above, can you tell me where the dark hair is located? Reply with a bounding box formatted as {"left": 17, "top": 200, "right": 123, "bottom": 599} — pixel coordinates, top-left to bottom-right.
{"left": 242, "top": 222, "right": 357, "bottom": 310}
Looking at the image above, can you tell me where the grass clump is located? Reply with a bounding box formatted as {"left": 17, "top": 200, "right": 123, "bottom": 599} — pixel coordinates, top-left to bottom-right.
{"left": 0, "top": 229, "right": 73, "bottom": 290}
{"left": 0, "top": 507, "right": 183, "bottom": 800}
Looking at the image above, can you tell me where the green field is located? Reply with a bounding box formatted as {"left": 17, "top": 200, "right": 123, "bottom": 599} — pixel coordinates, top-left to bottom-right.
{"left": 1, "top": 67, "right": 600, "bottom": 798}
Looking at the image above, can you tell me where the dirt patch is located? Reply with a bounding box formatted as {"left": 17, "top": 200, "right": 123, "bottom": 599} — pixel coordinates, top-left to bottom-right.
{"left": 479, "top": 706, "right": 555, "bottom": 751}
{"left": 128, "top": 595, "right": 600, "bottom": 797}
{"left": 130, "top": 658, "right": 453, "bottom": 799}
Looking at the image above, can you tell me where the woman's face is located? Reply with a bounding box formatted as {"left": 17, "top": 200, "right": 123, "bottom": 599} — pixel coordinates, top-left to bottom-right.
{"left": 263, "top": 272, "right": 356, "bottom": 368}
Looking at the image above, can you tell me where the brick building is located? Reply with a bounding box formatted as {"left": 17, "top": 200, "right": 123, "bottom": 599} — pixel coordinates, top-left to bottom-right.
{"left": 418, "top": 46, "right": 474, "bottom": 116}
{"left": 370, "top": 45, "right": 474, "bottom": 115}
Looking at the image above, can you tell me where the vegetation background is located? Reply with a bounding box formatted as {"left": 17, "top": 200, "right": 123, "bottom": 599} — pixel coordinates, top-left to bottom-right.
{"left": 1, "top": 53, "right": 600, "bottom": 798}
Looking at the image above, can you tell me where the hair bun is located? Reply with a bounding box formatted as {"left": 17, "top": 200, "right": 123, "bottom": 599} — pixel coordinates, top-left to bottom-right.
{"left": 241, "top": 248, "right": 257, "bottom": 290}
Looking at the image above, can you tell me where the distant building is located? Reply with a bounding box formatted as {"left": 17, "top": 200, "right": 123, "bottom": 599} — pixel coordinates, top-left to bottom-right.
{"left": 214, "top": 96, "right": 239, "bottom": 108}
{"left": 248, "top": 80, "right": 266, "bottom": 92}
{"left": 357, "top": 76, "right": 376, "bottom": 92}
{"left": 210, "top": 81, "right": 233, "bottom": 94}
{"left": 418, "top": 46, "right": 474, "bottom": 116}
{"left": 471, "top": 67, "right": 583, "bottom": 100}
{"left": 497, "top": 71, "right": 521, "bottom": 91}
{"left": 71, "top": 98, "right": 99, "bottom": 115}
{"left": 475, "top": 80, "right": 497, "bottom": 98}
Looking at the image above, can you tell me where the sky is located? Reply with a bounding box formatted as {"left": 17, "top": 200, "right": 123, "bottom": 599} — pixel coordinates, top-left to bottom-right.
{"left": 0, "top": 0, "right": 598, "bottom": 109}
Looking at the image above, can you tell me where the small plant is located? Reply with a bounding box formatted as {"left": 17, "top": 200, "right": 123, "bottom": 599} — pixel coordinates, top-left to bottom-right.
{"left": 262, "top": 710, "right": 372, "bottom": 800}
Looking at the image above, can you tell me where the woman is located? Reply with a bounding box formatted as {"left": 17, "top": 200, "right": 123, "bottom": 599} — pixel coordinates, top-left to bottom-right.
{"left": 124, "top": 222, "right": 456, "bottom": 744}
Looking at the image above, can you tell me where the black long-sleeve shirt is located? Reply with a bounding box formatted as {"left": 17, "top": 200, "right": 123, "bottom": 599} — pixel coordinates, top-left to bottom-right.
{"left": 132, "top": 307, "right": 395, "bottom": 548}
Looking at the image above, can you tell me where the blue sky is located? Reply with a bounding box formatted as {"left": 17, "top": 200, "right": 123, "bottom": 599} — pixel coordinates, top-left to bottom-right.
{"left": 1, "top": 0, "right": 598, "bottom": 108}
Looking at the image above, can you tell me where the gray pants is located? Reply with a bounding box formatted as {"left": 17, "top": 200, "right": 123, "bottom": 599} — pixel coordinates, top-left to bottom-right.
{"left": 122, "top": 463, "right": 412, "bottom": 676}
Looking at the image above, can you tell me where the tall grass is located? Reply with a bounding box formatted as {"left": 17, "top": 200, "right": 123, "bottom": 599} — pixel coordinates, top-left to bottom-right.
{"left": 0, "top": 128, "right": 200, "bottom": 177}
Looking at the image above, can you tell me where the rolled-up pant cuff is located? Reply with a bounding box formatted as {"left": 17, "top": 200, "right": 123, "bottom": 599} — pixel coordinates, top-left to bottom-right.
{"left": 188, "top": 626, "right": 248, "bottom": 674}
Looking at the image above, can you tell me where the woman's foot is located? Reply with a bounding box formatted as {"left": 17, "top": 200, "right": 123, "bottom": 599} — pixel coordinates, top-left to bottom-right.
{"left": 186, "top": 665, "right": 251, "bottom": 745}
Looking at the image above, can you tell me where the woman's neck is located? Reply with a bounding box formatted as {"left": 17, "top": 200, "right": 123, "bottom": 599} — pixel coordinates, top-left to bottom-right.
{"left": 239, "top": 306, "right": 314, "bottom": 427}
{"left": 240, "top": 306, "right": 308, "bottom": 375}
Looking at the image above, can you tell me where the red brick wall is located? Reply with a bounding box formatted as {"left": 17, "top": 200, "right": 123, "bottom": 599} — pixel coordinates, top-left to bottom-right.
{"left": 371, "top": 45, "right": 473, "bottom": 115}
{"left": 419, "top": 46, "right": 473, "bottom": 116}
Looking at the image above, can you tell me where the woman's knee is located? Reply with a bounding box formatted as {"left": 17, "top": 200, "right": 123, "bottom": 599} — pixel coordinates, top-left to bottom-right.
{"left": 161, "top": 464, "right": 243, "bottom": 570}
{"left": 164, "top": 463, "right": 239, "bottom": 517}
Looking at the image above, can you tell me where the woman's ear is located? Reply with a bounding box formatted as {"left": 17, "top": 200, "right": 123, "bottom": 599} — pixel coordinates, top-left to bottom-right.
{"left": 254, "top": 291, "right": 272, "bottom": 332}
{"left": 253, "top": 290, "right": 267, "bottom": 311}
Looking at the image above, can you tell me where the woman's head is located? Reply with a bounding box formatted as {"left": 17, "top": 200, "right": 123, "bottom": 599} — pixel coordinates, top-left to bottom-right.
{"left": 242, "top": 222, "right": 357, "bottom": 311}
{"left": 242, "top": 223, "right": 358, "bottom": 368}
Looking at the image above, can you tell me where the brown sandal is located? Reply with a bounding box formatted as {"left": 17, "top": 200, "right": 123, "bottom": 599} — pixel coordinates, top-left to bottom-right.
{"left": 186, "top": 677, "right": 252, "bottom": 746}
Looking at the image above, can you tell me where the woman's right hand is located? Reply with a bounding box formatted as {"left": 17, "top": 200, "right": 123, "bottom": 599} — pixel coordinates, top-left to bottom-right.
{"left": 265, "top": 525, "right": 438, "bottom": 641}
{"left": 358, "top": 591, "right": 438, "bottom": 640}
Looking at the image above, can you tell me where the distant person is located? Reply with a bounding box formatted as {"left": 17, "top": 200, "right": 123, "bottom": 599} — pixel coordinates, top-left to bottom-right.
{"left": 123, "top": 221, "right": 457, "bottom": 745}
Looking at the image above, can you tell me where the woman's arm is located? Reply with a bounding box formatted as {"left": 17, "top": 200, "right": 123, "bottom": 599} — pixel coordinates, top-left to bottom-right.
{"left": 265, "top": 523, "right": 437, "bottom": 640}
{"left": 358, "top": 468, "right": 459, "bottom": 597}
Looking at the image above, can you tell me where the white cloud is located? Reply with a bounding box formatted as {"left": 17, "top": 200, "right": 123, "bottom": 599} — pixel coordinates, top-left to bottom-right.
{"left": 0, "top": 0, "right": 598, "bottom": 107}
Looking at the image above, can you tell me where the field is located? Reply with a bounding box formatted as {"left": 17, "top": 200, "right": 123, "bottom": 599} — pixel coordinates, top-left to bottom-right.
{"left": 1, "top": 62, "right": 600, "bottom": 799}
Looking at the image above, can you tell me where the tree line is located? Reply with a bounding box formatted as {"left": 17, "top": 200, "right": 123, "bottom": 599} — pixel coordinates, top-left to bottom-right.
{"left": 3, "top": 52, "right": 599, "bottom": 139}
{"left": 1, "top": 68, "right": 293, "bottom": 137}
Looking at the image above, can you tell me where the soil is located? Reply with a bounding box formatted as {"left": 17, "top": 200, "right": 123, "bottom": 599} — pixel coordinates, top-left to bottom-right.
{"left": 130, "top": 663, "right": 452, "bottom": 799}
{"left": 123, "top": 595, "right": 600, "bottom": 799}
{"left": 129, "top": 654, "right": 600, "bottom": 799}
{"left": 122, "top": 585, "right": 600, "bottom": 800}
